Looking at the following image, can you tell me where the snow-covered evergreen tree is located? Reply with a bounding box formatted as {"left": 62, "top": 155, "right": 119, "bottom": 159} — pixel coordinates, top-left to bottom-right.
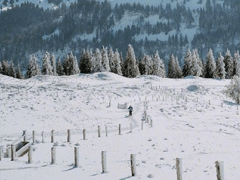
{"left": 79, "top": 49, "right": 93, "bottom": 73}
{"left": 205, "top": 49, "right": 217, "bottom": 78}
{"left": 56, "top": 59, "right": 65, "bottom": 76}
{"left": 9, "top": 60, "right": 16, "bottom": 78}
{"left": 234, "top": 51, "right": 240, "bottom": 77}
{"left": 175, "top": 57, "right": 183, "bottom": 78}
{"left": 139, "top": 54, "right": 153, "bottom": 75}
{"left": 182, "top": 49, "right": 192, "bottom": 77}
{"left": 152, "top": 51, "right": 166, "bottom": 77}
{"left": 111, "top": 49, "right": 122, "bottom": 75}
{"left": 215, "top": 53, "right": 225, "bottom": 79}
{"left": 168, "top": 54, "right": 176, "bottom": 78}
{"left": 92, "top": 48, "right": 103, "bottom": 73}
{"left": 224, "top": 49, "right": 234, "bottom": 79}
{"left": 42, "top": 51, "right": 53, "bottom": 75}
{"left": 191, "top": 50, "right": 201, "bottom": 76}
{"left": 50, "top": 53, "right": 57, "bottom": 76}
{"left": 108, "top": 47, "right": 115, "bottom": 73}
{"left": 63, "top": 52, "right": 80, "bottom": 75}
{"left": 101, "top": 46, "right": 110, "bottom": 72}
{"left": 16, "top": 63, "right": 23, "bottom": 79}
{"left": 1, "top": 60, "right": 9, "bottom": 76}
{"left": 224, "top": 75, "right": 240, "bottom": 104}
{"left": 123, "top": 44, "right": 140, "bottom": 78}
{"left": 26, "top": 54, "right": 41, "bottom": 78}
{"left": 0, "top": 61, "right": 2, "bottom": 74}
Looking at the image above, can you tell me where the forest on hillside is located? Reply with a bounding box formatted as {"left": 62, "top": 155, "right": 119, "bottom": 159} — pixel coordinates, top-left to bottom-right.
{"left": 1, "top": 0, "right": 240, "bottom": 71}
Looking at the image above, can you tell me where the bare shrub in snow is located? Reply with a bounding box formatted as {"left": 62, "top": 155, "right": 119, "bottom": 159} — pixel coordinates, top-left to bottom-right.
{"left": 224, "top": 75, "right": 240, "bottom": 104}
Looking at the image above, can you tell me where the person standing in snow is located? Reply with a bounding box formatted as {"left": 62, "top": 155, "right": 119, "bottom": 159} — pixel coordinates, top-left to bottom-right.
{"left": 128, "top": 105, "right": 133, "bottom": 116}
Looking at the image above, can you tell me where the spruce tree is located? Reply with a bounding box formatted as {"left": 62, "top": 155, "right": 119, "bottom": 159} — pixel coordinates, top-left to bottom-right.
{"left": 101, "top": 46, "right": 110, "bottom": 72}
{"left": 50, "top": 53, "right": 57, "bottom": 76}
{"left": 108, "top": 47, "right": 115, "bottom": 73}
{"left": 191, "top": 51, "right": 201, "bottom": 76}
{"left": 9, "top": 60, "right": 16, "bottom": 78}
{"left": 56, "top": 59, "right": 65, "bottom": 76}
{"left": 152, "top": 51, "right": 166, "bottom": 77}
{"left": 92, "top": 48, "right": 103, "bottom": 73}
{"left": 0, "top": 61, "right": 2, "bottom": 74}
{"left": 79, "top": 49, "right": 92, "bottom": 73}
{"left": 205, "top": 49, "right": 217, "bottom": 78}
{"left": 175, "top": 57, "right": 183, "bottom": 78}
{"left": 234, "top": 51, "right": 240, "bottom": 77}
{"left": 16, "top": 63, "right": 24, "bottom": 79}
{"left": 216, "top": 53, "right": 225, "bottom": 79}
{"left": 182, "top": 49, "right": 192, "bottom": 77}
{"left": 112, "top": 49, "right": 122, "bottom": 75}
{"left": 168, "top": 54, "right": 176, "bottom": 78}
{"left": 69, "top": 52, "right": 80, "bottom": 75}
{"left": 123, "top": 44, "right": 140, "bottom": 78}
{"left": 1, "top": 60, "right": 9, "bottom": 76}
{"left": 26, "top": 54, "right": 41, "bottom": 78}
{"left": 224, "top": 49, "right": 234, "bottom": 79}
{"left": 42, "top": 51, "right": 53, "bottom": 75}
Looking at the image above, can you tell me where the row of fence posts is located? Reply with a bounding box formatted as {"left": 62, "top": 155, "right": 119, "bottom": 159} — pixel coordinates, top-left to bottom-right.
{"left": 12, "top": 146, "right": 224, "bottom": 180}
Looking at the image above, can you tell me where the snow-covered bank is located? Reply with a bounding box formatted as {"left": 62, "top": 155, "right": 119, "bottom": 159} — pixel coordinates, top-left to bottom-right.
{"left": 1, "top": 73, "right": 240, "bottom": 180}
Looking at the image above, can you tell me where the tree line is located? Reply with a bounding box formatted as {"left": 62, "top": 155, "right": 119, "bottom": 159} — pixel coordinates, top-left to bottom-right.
{"left": 0, "top": 44, "right": 239, "bottom": 80}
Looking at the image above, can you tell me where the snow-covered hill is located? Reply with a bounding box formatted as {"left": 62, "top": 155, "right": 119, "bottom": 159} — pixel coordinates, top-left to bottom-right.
{"left": 1, "top": 73, "right": 240, "bottom": 179}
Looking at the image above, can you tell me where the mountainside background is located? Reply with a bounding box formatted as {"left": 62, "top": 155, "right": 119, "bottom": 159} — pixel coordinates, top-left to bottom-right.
{"left": 0, "top": 0, "right": 240, "bottom": 71}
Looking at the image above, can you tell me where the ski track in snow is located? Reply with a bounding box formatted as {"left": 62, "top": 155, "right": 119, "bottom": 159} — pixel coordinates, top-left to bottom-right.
{"left": 1, "top": 73, "right": 240, "bottom": 179}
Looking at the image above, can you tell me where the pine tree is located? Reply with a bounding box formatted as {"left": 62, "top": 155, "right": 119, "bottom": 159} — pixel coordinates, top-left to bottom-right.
{"left": 123, "top": 44, "right": 140, "bottom": 78}
{"left": 175, "top": 57, "right": 182, "bottom": 78}
{"left": 26, "top": 54, "right": 41, "bottom": 78}
{"left": 152, "top": 51, "right": 166, "bottom": 77}
{"left": 1, "top": 60, "right": 9, "bottom": 76}
{"left": 42, "top": 51, "right": 53, "bottom": 75}
{"left": 108, "top": 47, "right": 115, "bottom": 73}
{"left": 70, "top": 52, "right": 80, "bottom": 75}
{"left": 9, "top": 60, "right": 16, "bottom": 78}
{"left": 234, "top": 51, "right": 240, "bottom": 77}
{"left": 182, "top": 49, "right": 192, "bottom": 77}
{"left": 79, "top": 49, "right": 93, "bottom": 73}
{"left": 168, "top": 54, "right": 176, "bottom": 78}
{"left": 111, "top": 49, "right": 122, "bottom": 75}
{"left": 193, "top": 49, "right": 203, "bottom": 76}
{"left": 56, "top": 59, "right": 65, "bottom": 76}
{"left": 16, "top": 63, "right": 23, "bottom": 79}
{"left": 101, "top": 46, "right": 110, "bottom": 72}
{"left": 50, "top": 53, "right": 57, "bottom": 76}
{"left": 224, "top": 49, "right": 234, "bottom": 79}
{"left": 205, "top": 49, "right": 217, "bottom": 78}
{"left": 191, "top": 51, "right": 201, "bottom": 76}
{"left": 0, "top": 61, "right": 2, "bottom": 74}
{"left": 216, "top": 53, "right": 225, "bottom": 79}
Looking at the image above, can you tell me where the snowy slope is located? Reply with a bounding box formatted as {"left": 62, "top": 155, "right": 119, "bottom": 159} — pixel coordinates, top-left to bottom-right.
{"left": 1, "top": 73, "right": 240, "bottom": 179}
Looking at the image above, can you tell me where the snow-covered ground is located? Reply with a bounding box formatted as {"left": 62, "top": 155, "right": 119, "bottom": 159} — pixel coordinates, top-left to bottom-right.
{"left": 1, "top": 72, "right": 240, "bottom": 179}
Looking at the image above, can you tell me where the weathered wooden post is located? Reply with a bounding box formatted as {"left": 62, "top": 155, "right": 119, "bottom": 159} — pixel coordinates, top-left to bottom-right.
{"left": 23, "top": 130, "right": 27, "bottom": 142}
{"left": 7, "top": 146, "right": 11, "bottom": 158}
{"left": 98, "top": 126, "right": 101, "bottom": 138}
{"left": 141, "top": 121, "right": 143, "bottom": 130}
{"left": 150, "top": 119, "right": 153, "bottom": 127}
{"left": 11, "top": 144, "right": 16, "bottom": 161}
{"left": 176, "top": 158, "right": 182, "bottom": 180}
{"left": 32, "top": 130, "right": 35, "bottom": 144}
{"left": 105, "top": 126, "right": 108, "bottom": 137}
{"left": 215, "top": 161, "right": 224, "bottom": 180}
{"left": 101, "top": 151, "right": 107, "bottom": 173}
{"left": 28, "top": 146, "right": 33, "bottom": 164}
{"left": 51, "top": 130, "right": 55, "bottom": 143}
{"left": 51, "top": 147, "right": 56, "bottom": 164}
{"left": 130, "top": 154, "right": 136, "bottom": 176}
{"left": 130, "top": 123, "right": 132, "bottom": 133}
{"left": 83, "top": 129, "right": 86, "bottom": 140}
{"left": 0, "top": 147, "right": 2, "bottom": 161}
{"left": 67, "top": 129, "right": 71, "bottom": 142}
{"left": 119, "top": 124, "right": 121, "bottom": 135}
{"left": 74, "top": 147, "right": 80, "bottom": 167}
{"left": 42, "top": 131, "right": 45, "bottom": 143}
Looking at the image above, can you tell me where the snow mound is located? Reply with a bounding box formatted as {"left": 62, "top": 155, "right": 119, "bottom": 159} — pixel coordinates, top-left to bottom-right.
{"left": 187, "top": 85, "right": 202, "bottom": 92}
{"left": 184, "top": 75, "right": 198, "bottom": 79}
{"left": 137, "top": 75, "right": 163, "bottom": 81}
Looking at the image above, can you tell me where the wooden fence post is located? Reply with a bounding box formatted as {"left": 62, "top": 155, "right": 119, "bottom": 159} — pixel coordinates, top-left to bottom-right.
{"left": 74, "top": 147, "right": 80, "bottom": 168}
{"left": 83, "top": 129, "right": 86, "bottom": 140}
{"left": 130, "top": 154, "right": 136, "bottom": 176}
{"left": 23, "top": 130, "right": 27, "bottom": 142}
{"left": 11, "top": 144, "right": 16, "bottom": 161}
{"left": 102, "top": 151, "right": 107, "bottom": 173}
{"left": 215, "top": 161, "right": 224, "bottom": 180}
{"left": 0, "top": 147, "right": 2, "bottom": 161}
{"left": 67, "top": 129, "right": 71, "bottom": 142}
{"left": 32, "top": 130, "right": 35, "bottom": 144}
{"left": 130, "top": 123, "right": 132, "bottom": 133}
{"left": 51, "top": 147, "right": 56, "bottom": 164}
{"left": 141, "top": 121, "right": 143, "bottom": 130}
{"left": 98, "top": 126, "right": 101, "bottom": 138}
{"left": 119, "top": 124, "right": 121, "bottom": 135}
{"left": 150, "top": 119, "right": 153, "bottom": 127}
{"left": 42, "top": 131, "right": 45, "bottom": 143}
{"left": 176, "top": 158, "right": 182, "bottom": 180}
{"left": 51, "top": 130, "right": 55, "bottom": 143}
{"left": 105, "top": 126, "right": 108, "bottom": 137}
{"left": 7, "top": 147, "right": 11, "bottom": 158}
{"left": 28, "top": 146, "right": 33, "bottom": 164}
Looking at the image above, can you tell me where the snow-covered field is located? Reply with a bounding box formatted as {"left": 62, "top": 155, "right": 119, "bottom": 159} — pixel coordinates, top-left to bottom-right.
{"left": 1, "top": 72, "right": 240, "bottom": 179}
